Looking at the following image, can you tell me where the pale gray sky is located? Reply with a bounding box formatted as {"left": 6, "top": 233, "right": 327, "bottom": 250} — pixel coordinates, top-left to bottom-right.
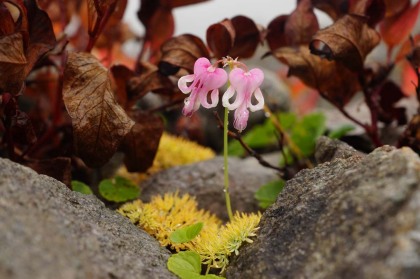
{"left": 123, "top": 0, "right": 332, "bottom": 39}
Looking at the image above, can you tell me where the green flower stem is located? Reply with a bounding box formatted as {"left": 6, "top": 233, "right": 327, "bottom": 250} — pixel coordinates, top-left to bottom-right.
{"left": 224, "top": 106, "right": 233, "bottom": 221}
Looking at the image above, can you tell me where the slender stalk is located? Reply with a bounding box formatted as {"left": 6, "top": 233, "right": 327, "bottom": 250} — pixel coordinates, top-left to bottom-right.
{"left": 223, "top": 107, "right": 233, "bottom": 221}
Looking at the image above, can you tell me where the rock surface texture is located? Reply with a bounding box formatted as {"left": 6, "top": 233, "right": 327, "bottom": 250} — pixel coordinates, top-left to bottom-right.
{"left": 141, "top": 155, "right": 279, "bottom": 220}
{"left": 0, "top": 159, "right": 175, "bottom": 279}
{"left": 227, "top": 139, "right": 420, "bottom": 279}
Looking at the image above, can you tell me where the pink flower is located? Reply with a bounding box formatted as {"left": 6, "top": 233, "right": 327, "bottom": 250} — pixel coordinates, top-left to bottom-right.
{"left": 222, "top": 68, "right": 265, "bottom": 132}
{"left": 178, "top": 57, "right": 228, "bottom": 117}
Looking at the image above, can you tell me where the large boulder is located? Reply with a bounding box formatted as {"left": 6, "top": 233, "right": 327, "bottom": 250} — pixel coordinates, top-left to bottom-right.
{"left": 227, "top": 141, "right": 420, "bottom": 279}
{"left": 0, "top": 159, "right": 175, "bottom": 279}
{"left": 141, "top": 155, "right": 280, "bottom": 221}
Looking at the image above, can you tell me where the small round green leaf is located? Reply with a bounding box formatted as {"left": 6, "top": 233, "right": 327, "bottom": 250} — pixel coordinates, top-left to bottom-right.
{"left": 167, "top": 251, "right": 202, "bottom": 278}
{"left": 98, "top": 176, "right": 140, "bottom": 202}
{"left": 71, "top": 180, "right": 93, "bottom": 195}
{"left": 170, "top": 222, "right": 204, "bottom": 243}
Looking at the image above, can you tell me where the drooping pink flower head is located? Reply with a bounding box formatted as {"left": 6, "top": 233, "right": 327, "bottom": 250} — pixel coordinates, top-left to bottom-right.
{"left": 178, "top": 57, "right": 228, "bottom": 117}
{"left": 222, "top": 67, "right": 265, "bottom": 132}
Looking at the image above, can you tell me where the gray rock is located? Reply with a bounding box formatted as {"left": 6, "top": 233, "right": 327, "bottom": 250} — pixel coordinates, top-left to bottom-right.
{"left": 0, "top": 159, "right": 175, "bottom": 279}
{"left": 227, "top": 146, "right": 420, "bottom": 279}
{"left": 141, "top": 156, "right": 280, "bottom": 221}
{"left": 315, "top": 136, "right": 365, "bottom": 164}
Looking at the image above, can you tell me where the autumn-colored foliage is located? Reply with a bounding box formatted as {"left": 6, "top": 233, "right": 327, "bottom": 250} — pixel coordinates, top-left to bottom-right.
{"left": 0, "top": 0, "right": 419, "bottom": 188}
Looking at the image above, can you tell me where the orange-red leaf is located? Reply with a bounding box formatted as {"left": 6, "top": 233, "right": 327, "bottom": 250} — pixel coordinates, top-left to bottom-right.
{"left": 380, "top": 2, "right": 420, "bottom": 49}
{"left": 63, "top": 52, "right": 135, "bottom": 167}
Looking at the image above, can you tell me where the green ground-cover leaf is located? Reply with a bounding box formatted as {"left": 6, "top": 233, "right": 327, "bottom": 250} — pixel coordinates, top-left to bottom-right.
{"left": 99, "top": 176, "right": 140, "bottom": 202}
{"left": 71, "top": 180, "right": 93, "bottom": 195}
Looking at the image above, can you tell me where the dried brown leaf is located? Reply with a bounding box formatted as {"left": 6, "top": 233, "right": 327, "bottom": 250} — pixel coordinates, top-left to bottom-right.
{"left": 63, "top": 52, "right": 134, "bottom": 167}
{"left": 127, "top": 62, "right": 174, "bottom": 105}
{"left": 160, "top": 34, "right": 209, "bottom": 73}
{"left": 272, "top": 46, "right": 360, "bottom": 106}
{"left": 285, "top": 0, "right": 319, "bottom": 46}
{"left": 0, "top": 32, "right": 27, "bottom": 94}
{"left": 120, "top": 112, "right": 164, "bottom": 172}
{"left": 310, "top": 14, "right": 380, "bottom": 71}
{"left": 206, "top": 18, "right": 235, "bottom": 58}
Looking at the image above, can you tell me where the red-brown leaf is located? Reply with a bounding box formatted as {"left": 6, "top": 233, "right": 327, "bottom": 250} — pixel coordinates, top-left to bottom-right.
{"left": 120, "top": 112, "right": 164, "bottom": 172}
{"left": 161, "top": 0, "right": 209, "bottom": 8}
{"left": 206, "top": 18, "right": 235, "bottom": 58}
{"left": 229, "top": 16, "right": 260, "bottom": 58}
{"left": 266, "top": 15, "right": 289, "bottom": 51}
{"left": 380, "top": 1, "right": 420, "bottom": 49}
{"left": 63, "top": 52, "right": 135, "bottom": 167}
{"left": 310, "top": 14, "right": 380, "bottom": 71}
{"left": 0, "top": 32, "right": 27, "bottom": 94}
{"left": 271, "top": 46, "right": 360, "bottom": 106}
{"left": 0, "top": 2, "right": 17, "bottom": 35}
{"left": 284, "top": 0, "right": 319, "bottom": 46}
{"left": 160, "top": 34, "right": 209, "bottom": 73}
{"left": 24, "top": 0, "right": 57, "bottom": 75}
{"left": 137, "top": 1, "right": 175, "bottom": 57}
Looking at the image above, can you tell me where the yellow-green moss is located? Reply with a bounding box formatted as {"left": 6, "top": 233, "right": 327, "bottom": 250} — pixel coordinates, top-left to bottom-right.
{"left": 118, "top": 193, "right": 261, "bottom": 273}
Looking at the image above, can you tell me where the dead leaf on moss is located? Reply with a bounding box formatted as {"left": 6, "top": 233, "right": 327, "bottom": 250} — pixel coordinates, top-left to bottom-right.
{"left": 120, "top": 112, "right": 164, "bottom": 172}
{"left": 310, "top": 14, "right": 380, "bottom": 71}
{"left": 63, "top": 52, "right": 134, "bottom": 167}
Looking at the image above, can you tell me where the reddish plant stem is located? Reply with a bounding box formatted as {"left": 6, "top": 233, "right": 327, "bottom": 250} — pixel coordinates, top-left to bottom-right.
{"left": 86, "top": 3, "right": 117, "bottom": 52}
{"left": 359, "top": 75, "right": 382, "bottom": 147}
{"left": 213, "top": 111, "right": 284, "bottom": 174}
